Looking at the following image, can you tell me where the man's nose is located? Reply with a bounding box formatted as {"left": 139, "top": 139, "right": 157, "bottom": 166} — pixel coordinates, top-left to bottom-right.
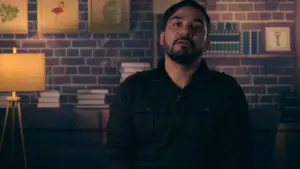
{"left": 179, "top": 26, "right": 192, "bottom": 37}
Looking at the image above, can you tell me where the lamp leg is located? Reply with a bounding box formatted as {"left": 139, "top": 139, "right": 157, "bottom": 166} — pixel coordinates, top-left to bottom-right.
{"left": 17, "top": 101, "right": 27, "bottom": 169}
{"left": 0, "top": 100, "right": 10, "bottom": 154}
{"left": 10, "top": 101, "right": 15, "bottom": 159}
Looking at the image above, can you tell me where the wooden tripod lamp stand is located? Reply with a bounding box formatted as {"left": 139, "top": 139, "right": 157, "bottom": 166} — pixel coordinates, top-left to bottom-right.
{"left": 0, "top": 47, "right": 46, "bottom": 169}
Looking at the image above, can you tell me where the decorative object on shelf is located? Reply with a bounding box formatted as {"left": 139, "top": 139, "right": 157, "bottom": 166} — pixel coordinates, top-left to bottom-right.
{"left": 37, "top": 0, "right": 79, "bottom": 33}
{"left": 262, "top": 24, "right": 295, "bottom": 54}
{"left": 119, "top": 62, "right": 151, "bottom": 82}
{"left": 88, "top": 0, "right": 130, "bottom": 33}
{"left": 0, "top": 0, "right": 27, "bottom": 33}
{"left": 37, "top": 90, "right": 60, "bottom": 108}
{"left": 0, "top": 47, "right": 46, "bottom": 169}
{"left": 75, "top": 89, "right": 110, "bottom": 109}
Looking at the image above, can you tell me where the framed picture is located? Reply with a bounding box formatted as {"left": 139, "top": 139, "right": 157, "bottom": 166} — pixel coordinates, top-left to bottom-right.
{"left": 262, "top": 24, "right": 295, "bottom": 54}
{"left": 153, "top": 0, "right": 181, "bottom": 14}
{"left": 88, "top": 0, "right": 130, "bottom": 33}
{"left": 37, "top": 0, "right": 79, "bottom": 34}
{"left": 0, "top": 0, "right": 28, "bottom": 34}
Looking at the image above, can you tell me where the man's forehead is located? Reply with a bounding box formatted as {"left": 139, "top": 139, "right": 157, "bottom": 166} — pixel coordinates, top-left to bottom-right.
{"left": 170, "top": 6, "right": 205, "bottom": 20}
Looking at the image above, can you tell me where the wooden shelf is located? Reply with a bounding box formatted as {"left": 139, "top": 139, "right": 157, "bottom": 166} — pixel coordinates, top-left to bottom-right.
{"left": 202, "top": 54, "right": 295, "bottom": 58}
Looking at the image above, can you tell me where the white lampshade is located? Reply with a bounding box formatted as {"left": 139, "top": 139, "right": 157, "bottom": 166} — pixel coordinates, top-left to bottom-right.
{"left": 0, "top": 53, "right": 46, "bottom": 92}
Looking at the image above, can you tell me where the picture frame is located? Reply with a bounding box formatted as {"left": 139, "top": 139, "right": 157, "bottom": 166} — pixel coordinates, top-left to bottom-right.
{"left": 261, "top": 23, "right": 295, "bottom": 54}
{"left": 37, "top": 0, "right": 79, "bottom": 34}
{"left": 0, "top": 0, "right": 28, "bottom": 34}
{"left": 88, "top": 0, "right": 130, "bottom": 33}
{"left": 153, "top": 0, "right": 181, "bottom": 14}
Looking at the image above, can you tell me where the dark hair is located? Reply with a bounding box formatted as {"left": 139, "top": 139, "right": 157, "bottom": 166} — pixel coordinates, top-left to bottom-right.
{"left": 163, "top": 0, "right": 211, "bottom": 34}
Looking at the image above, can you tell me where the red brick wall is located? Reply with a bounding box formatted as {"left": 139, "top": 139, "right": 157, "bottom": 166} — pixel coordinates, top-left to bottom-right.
{"left": 204, "top": 0, "right": 296, "bottom": 109}
{"left": 208, "top": 0, "right": 295, "bottom": 30}
{"left": 0, "top": 0, "right": 296, "bottom": 109}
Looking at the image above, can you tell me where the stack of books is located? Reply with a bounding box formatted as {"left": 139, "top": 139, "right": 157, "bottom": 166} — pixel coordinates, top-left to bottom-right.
{"left": 240, "top": 30, "right": 262, "bottom": 55}
{"left": 205, "top": 22, "right": 241, "bottom": 55}
{"left": 75, "top": 89, "right": 110, "bottom": 109}
{"left": 37, "top": 90, "right": 60, "bottom": 108}
{"left": 119, "top": 62, "right": 151, "bottom": 82}
{"left": 0, "top": 93, "right": 9, "bottom": 108}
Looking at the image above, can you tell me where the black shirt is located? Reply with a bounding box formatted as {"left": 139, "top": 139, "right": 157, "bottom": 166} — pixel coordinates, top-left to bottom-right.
{"left": 102, "top": 59, "right": 253, "bottom": 169}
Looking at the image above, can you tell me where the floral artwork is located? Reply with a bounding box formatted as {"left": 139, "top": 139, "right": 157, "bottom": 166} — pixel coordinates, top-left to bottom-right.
{"left": 88, "top": 0, "right": 130, "bottom": 33}
{"left": 0, "top": 0, "right": 27, "bottom": 34}
{"left": 0, "top": 3, "right": 19, "bottom": 23}
{"left": 37, "top": 0, "right": 79, "bottom": 33}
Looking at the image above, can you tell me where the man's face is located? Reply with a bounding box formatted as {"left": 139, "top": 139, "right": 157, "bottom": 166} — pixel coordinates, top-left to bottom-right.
{"left": 160, "top": 6, "right": 209, "bottom": 66}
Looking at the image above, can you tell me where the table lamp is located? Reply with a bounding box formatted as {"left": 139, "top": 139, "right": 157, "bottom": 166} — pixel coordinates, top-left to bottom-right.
{"left": 0, "top": 47, "right": 46, "bottom": 169}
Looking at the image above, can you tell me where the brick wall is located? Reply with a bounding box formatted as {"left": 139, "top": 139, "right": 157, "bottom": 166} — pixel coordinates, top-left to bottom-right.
{"left": 204, "top": 0, "right": 296, "bottom": 109}
{"left": 0, "top": 0, "right": 153, "bottom": 105}
{"left": 0, "top": 0, "right": 296, "bottom": 109}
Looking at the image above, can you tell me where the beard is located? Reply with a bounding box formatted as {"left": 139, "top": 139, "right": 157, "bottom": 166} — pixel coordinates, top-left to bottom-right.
{"left": 163, "top": 38, "right": 203, "bottom": 66}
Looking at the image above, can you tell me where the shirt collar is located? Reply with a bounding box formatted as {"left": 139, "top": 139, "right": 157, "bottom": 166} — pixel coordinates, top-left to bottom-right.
{"left": 152, "top": 58, "right": 213, "bottom": 84}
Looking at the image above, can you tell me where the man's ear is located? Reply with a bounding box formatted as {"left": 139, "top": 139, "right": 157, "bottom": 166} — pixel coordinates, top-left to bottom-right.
{"left": 159, "top": 32, "right": 165, "bottom": 46}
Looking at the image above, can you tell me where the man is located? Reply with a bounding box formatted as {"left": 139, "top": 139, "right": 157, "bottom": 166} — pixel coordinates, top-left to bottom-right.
{"left": 102, "top": 1, "right": 253, "bottom": 169}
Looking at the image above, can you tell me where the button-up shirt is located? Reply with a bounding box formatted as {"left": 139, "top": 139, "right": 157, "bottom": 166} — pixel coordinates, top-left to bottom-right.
{"left": 102, "top": 59, "right": 253, "bottom": 169}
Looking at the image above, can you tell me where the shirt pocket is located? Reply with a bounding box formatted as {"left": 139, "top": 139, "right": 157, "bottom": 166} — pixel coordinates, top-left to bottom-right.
{"left": 132, "top": 104, "right": 167, "bottom": 141}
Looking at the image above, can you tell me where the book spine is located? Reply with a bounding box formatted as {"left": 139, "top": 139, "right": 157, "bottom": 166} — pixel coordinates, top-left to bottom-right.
{"left": 257, "top": 31, "right": 262, "bottom": 54}
{"left": 216, "top": 22, "right": 225, "bottom": 31}
{"left": 242, "top": 31, "right": 250, "bottom": 54}
{"left": 251, "top": 31, "right": 258, "bottom": 55}
{"left": 78, "top": 99, "right": 106, "bottom": 105}
{"left": 240, "top": 31, "right": 244, "bottom": 54}
{"left": 249, "top": 31, "right": 252, "bottom": 55}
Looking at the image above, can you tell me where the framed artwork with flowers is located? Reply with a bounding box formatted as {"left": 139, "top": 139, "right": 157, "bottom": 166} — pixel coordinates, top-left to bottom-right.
{"left": 0, "top": 0, "right": 28, "bottom": 34}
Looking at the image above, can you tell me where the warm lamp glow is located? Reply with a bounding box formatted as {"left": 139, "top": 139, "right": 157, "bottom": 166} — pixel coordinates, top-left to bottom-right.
{"left": 0, "top": 52, "right": 46, "bottom": 92}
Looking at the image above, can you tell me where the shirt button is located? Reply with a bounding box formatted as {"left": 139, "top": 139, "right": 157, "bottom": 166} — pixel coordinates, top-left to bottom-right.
{"left": 177, "top": 95, "right": 181, "bottom": 101}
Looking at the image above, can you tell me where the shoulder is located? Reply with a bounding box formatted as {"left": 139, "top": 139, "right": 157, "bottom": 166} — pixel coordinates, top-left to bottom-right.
{"left": 209, "top": 70, "right": 248, "bottom": 108}
{"left": 117, "top": 68, "right": 157, "bottom": 92}
{"left": 211, "top": 70, "right": 239, "bottom": 86}
{"left": 121, "top": 69, "right": 156, "bottom": 85}
{"left": 210, "top": 70, "right": 244, "bottom": 94}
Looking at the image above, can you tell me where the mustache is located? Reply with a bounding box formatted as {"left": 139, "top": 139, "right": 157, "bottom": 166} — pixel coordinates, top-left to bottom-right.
{"left": 173, "top": 37, "right": 194, "bottom": 47}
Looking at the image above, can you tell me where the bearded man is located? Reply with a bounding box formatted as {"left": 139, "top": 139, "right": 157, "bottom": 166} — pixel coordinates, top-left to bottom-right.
{"left": 102, "top": 1, "right": 254, "bottom": 169}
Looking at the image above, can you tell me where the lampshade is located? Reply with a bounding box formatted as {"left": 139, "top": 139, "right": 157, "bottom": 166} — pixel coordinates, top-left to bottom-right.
{"left": 0, "top": 53, "right": 46, "bottom": 92}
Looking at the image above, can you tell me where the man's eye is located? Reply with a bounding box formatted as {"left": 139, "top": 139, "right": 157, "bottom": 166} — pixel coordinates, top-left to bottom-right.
{"left": 173, "top": 22, "right": 182, "bottom": 27}
{"left": 191, "top": 25, "right": 201, "bottom": 29}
